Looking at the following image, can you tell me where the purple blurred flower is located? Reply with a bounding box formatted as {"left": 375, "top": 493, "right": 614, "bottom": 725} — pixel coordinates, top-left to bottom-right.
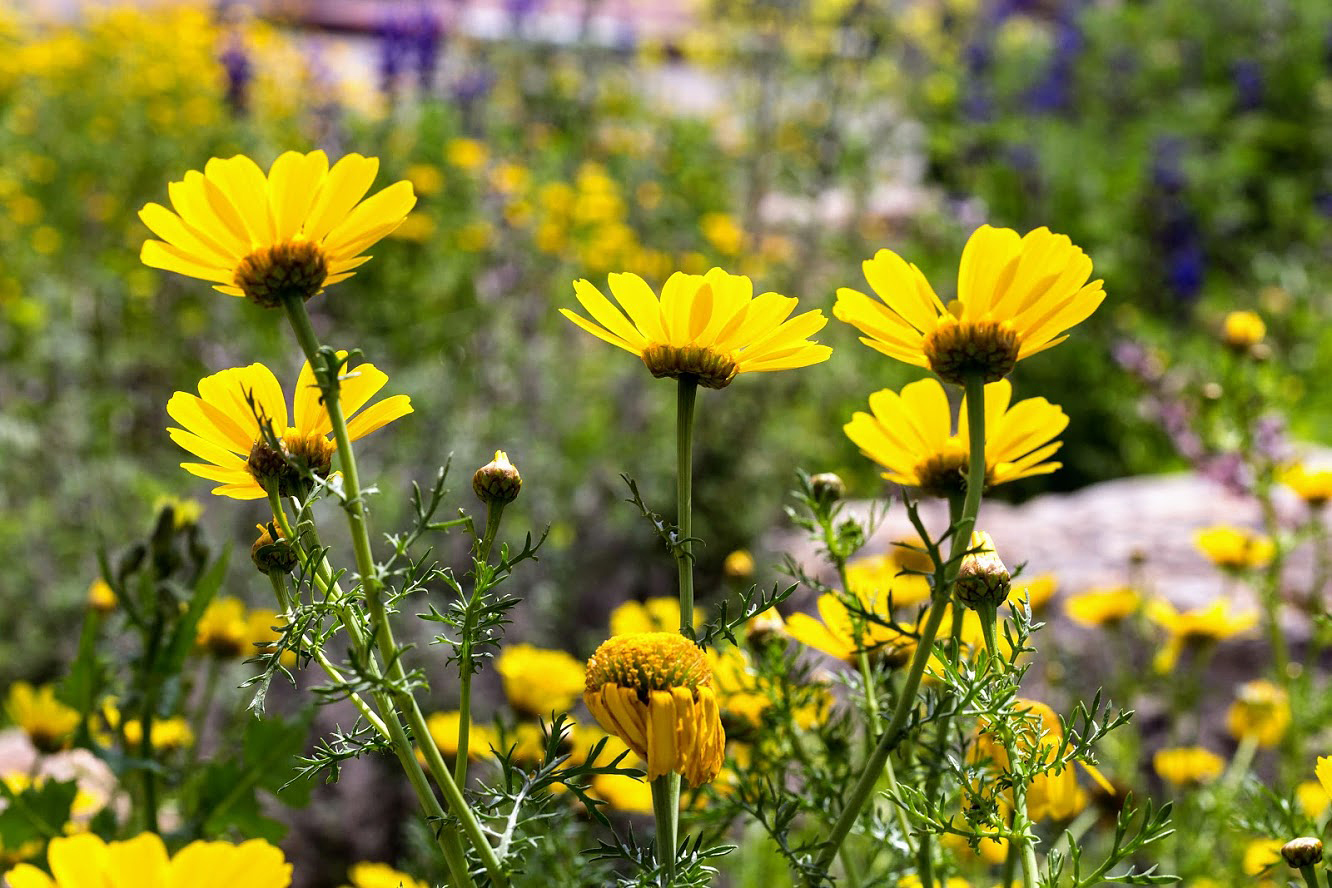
{"left": 1199, "top": 451, "right": 1250, "bottom": 496}
{"left": 1027, "top": 15, "right": 1083, "bottom": 114}
{"left": 1253, "top": 414, "right": 1290, "bottom": 466}
{"left": 1231, "top": 60, "right": 1264, "bottom": 112}
{"left": 219, "top": 33, "right": 252, "bottom": 115}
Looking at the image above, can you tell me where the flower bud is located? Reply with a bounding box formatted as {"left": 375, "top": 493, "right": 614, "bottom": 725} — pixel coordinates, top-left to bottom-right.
{"left": 809, "top": 472, "right": 846, "bottom": 504}
{"left": 955, "top": 530, "right": 1011, "bottom": 609}
{"left": 88, "top": 578, "right": 117, "bottom": 614}
{"left": 473, "top": 450, "right": 522, "bottom": 506}
{"left": 1282, "top": 837, "right": 1323, "bottom": 868}
{"left": 251, "top": 522, "right": 298, "bottom": 575}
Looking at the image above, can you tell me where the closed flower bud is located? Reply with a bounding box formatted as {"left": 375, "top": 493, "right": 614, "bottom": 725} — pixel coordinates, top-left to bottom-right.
{"left": 809, "top": 472, "right": 846, "bottom": 504}
{"left": 251, "top": 523, "right": 298, "bottom": 575}
{"left": 473, "top": 450, "right": 522, "bottom": 505}
{"left": 955, "top": 530, "right": 1010, "bottom": 609}
{"left": 1282, "top": 837, "right": 1323, "bottom": 868}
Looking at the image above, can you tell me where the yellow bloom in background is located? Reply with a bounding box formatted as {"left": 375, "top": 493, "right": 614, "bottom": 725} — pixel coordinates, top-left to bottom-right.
{"left": 1064, "top": 586, "right": 1142, "bottom": 628}
{"left": 844, "top": 377, "right": 1067, "bottom": 498}
{"left": 166, "top": 358, "right": 412, "bottom": 500}
{"left": 1283, "top": 464, "right": 1332, "bottom": 508}
{"left": 1226, "top": 680, "right": 1290, "bottom": 748}
{"left": 899, "top": 877, "right": 973, "bottom": 888}
{"left": 845, "top": 554, "right": 932, "bottom": 610}
{"left": 196, "top": 596, "right": 250, "bottom": 659}
{"left": 1146, "top": 599, "right": 1258, "bottom": 671}
{"left": 87, "top": 577, "right": 116, "bottom": 614}
{"left": 591, "top": 773, "right": 655, "bottom": 814}
{"left": 722, "top": 549, "right": 755, "bottom": 579}
{"left": 610, "top": 597, "right": 703, "bottom": 637}
{"left": 495, "top": 644, "right": 586, "bottom": 718}
{"left": 583, "top": 633, "right": 724, "bottom": 786}
{"left": 123, "top": 716, "right": 195, "bottom": 753}
{"left": 140, "top": 150, "right": 415, "bottom": 307}
{"left": 1, "top": 774, "right": 104, "bottom": 823}
{"left": 1297, "top": 779, "right": 1330, "bottom": 820}
{"left": 1153, "top": 746, "right": 1225, "bottom": 786}
{"left": 248, "top": 609, "right": 298, "bottom": 668}
{"left": 5, "top": 683, "right": 79, "bottom": 754}
{"left": 1241, "top": 838, "right": 1285, "bottom": 876}
{"left": 561, "top": 268, "right": 832, "bottom": 389}
{"left": 700, "top": 212, "right": 744, "bottom": 256}
{"left": 708, "top": 646, "right": 769, "bottom": 728}
{"left": 1194, "top": 525, "right": 1275, "bottom": 571}
{"left": 504, "top": 722, "right": 549, "bottom": 765}
{"left": 834, "top": 225, "right": 1105, "bottom": 384}
{"left": 1318, "top": 756, "right": 1332, "bottom": 802}
{"left": 784, "top": 583, "right": 917, "bottom": 666}
{"left": 1221, "top": 310, "right": 1266, "bottom": 350}
{"left": 342, "top": 862, "right": 429, "bottom": 888}
{"left": 3, "top": 832, "right": 291, "bottom": 888}
{"left": 1012, "top": 573, "right": 1057, "bottom": 611}
{"left": 150, "top": 494, "right": 202, "bottom": 529}
{"left": 423, "top": 711, "right": 493, "bottom": 761}
{"left": 403, "top": 162, "right": 444, "bottom": 197}
{"left": 446, "top": 137, "right": 488, "bottom": 172}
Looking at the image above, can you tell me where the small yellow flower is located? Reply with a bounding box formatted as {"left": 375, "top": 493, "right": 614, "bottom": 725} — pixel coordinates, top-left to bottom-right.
{"left": 1283, "top": 464, "right": 1332, "bottom": 508}
{"left": 845, "top": 554, "right": 932, "bottom": 610}
{"left": 3, "top": 832, "right": 291, "bottom": 888}
{"left": 166, "top": 358, "right": 412, "bottom": 500}
{"left": 1226, "top": 680, "right": 1290, "bottom": 748}
{"left": 898, "top": 877, "right": 973, "bottom": 888}
{"left": 1146, "top": 599, "right": 1258, "bottom": 671}
{"left": 583, "top": 633, "right": 724, "bottom": 786}
{"left": 1221, "top": 310, "right": 1265, "bottom": 350}
{"left": 1194, "top": 525, "right": 1275, "bottom": 570}
{"left": 140, "top": 150, "right": 414, "bottom": 307}
{"left": 561, "top": 269, "right": 832, "bottom": 389}
{"left": 1153, "top": 746, "right": 1225, "bottom": 786}
{"left": 248, "top": 609, "right": 298, "bottom": 668}
{"left": 591, "top": 773, "right": 655, "bottom": 814}
{"left": 87, "top": 578, "right": 116, "bottom": 614}
{"left": 784, "top": 580, "right": 918, "bottom": 666}
{"left": 722, "top": 549, "right": 755, "bottom": 579}
{"left": 700, "top": 212, "right": 744, "bottom": 256}
{"left": 495, "top": 644, "right": 586, "bottom": 718}
{"left": 5, "top": 683, "right": 79, "bottom": 754}
{"left": 1242, "top": 837, "right": 1285, "bottom": 876}
{"left": 196, "top": 596, "right": 250, "bottom": 659}
{"left": 1297, "top": 779, "right": 1329, "bottom": 820}
{"left": 844, "top": 377, "right": 1067, "bottom": 498}
{"left": 342, "top": 861, "right": 429, "bottom": 888}
{"left": 834, "top": 225, "right": 1105, "bottom": 384}
{"left": 150, "top": 494, "right": 202, "bottom": 528}
{"left": 423, "top": 711, "right": 493, "bottom": 761}
{"left": 446, "top": 138, "right": 488, "bottom": 172}
{"left": 1064, "top": 586, "right": 1142, "bottom": 628}
{"left": 610, "top": 597, "right": 702, "bottom": 636}
{"left": 404, "top": 162, "right": 444, "bottom": 197}
{"left": 708, "top": 646, "right": 769, "bottom": 728}
{"left": 122, "top": 716, "right": 195, "bottom": 753}
{"left": 1316, "top": 755, "right": 1332, "bottom": 803}
{"left": 2, "top": 774, "right": 104, "bottom": 823}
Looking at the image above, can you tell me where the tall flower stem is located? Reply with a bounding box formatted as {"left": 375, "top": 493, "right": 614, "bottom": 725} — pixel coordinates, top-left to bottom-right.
{"left": 676, "top": 376, "right": 698, "bottom": 635}
{"left": 280, "top": 298, "right": 508, "bottom": 888}
{"left": 651, "top": 775, "right": 679, "bottom": 884}
{"left": 456, "top": 500, "right": 508, "bottom": 785}
{"left": 812, "top": 375, "right": 988, "bottom": 879}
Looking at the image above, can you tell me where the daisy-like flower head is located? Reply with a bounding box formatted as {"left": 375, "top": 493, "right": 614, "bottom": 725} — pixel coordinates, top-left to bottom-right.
{"left": 1063, "top": 585, "right": 1142, "bottom": 628}
{"left": 423, "top": 711, "right": 494, "bottom": 761}
{"left": 844, "top": 377, "right": 1068, "bottom": 498}
{"left": 583, "top": 632, "right": 724, "bottom": 786}
{"left": 1153, "top": 746, "right": 1225, "bottom": 787}
{"left": 1226, "top": 680, "right": 1290, "bottom": 749}
{"left": 87, "top": 577, "right": 116, "bottom": 614}
{"left": 4, "top": 683, "right": 79, "bottom": 754}
{"left": 166, "top": 357, "right": 412, "bottom": 500}
{"left": 1145, "top": 598, "right": 1258, "bottom": 672}
{"left": 609, "top": 597, "right": 703, "bottom": 637}
{"left": 783, "top": 563, "right": 925, "bottom": 667}
{"left": 1194, "top": 525, "right": 1275, "bottom": 571}
{"left": 495, "top": 644, "right": 586, "bottom": 718}
{"left": 342, "top": 862, "right": 430, "bottom": 888}
{"left": 195, "top": 596, "right": 250, "bottom": 659}
{"left": 1221, "top": 310, "right": 1266, "bottom": 351}
{"left": 1283, "top": 464, "right": 1332, "bottom": 509}
{"left": 140, "top": 150, "right": 415, "bottom": 308}
{"left": 835, "top": 225, "right": 1105, "bottom": 384}
{"left": 561, "top": 268, "right": 832, "bottom": 389}
{"left": 1241, "top": 838, "right": 1285, "bottom": 877}
{"left": 3, "top": 832, "right": 291, "bottom": 888}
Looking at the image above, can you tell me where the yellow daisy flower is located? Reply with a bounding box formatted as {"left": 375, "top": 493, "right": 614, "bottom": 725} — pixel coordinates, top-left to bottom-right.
{"left": 3, "top": 832, "right": 290, "bottom": 888}
{"left": 495, "top": 644, "right": 586, "bottom": 718}
{"left": 1283, "top": 464, "right": 1332, "bottom": 508}
{"left": 1226, "top": 680, "right": 1290, "bottom": 748}
{"left": 583, "top": 633, "right": 724, "bottom": 787}
{"left": 834, "top": 225, "right": 1105, "bottom": 384}
{"left": 1241, "top": 838, "right": 1284, "bottom": 876}
{"left": 1153, "top": 746, "right": 1225, "bottom": 786}
{"left": 422, "top": 711, "right": 493, "bottom": 761}
{"left": 5, "top": 683, "right": 79, "bottom": 754}
{"left": 591, "top": 773, "right": 655, "bottom": 814}
{"left": 1221, "top": 310, "right": 1265, "bottom": 350}
{"left": 1064, "top": 586, "right": 1142, "bottom": 628}
{"left": 708, "top": 646, "right": 770, "bottom": 728}
{"left": 166, "top": 358, "right": 412, "bottom": 500}
{"left": 784, "top": 580, "right": 919, "bottom": 666}
{"left": 845, "top": 554, "right": 932, "bottom": 610}
{"left": 609, "top": 597, "right": 703, "bottom": 637}
{"left": 196, "top": 596, "right": 250, "bottom": 659}
{"left": 342, "top": 862, "right": 429, "bottom": 888}
{"left": 1296, "top": 779, "right": 1329, "bottom": 820}
{"left": 1194, "top": 525, "right": 1275, "bottom": 570}
{"left": 844, "top": 377, "right": 1067, "bottom": 498}
{"left": 1146, "top": 599, "right": 1258, "bottom": 671}
{"left": 140, "top": 150, "right": 415, "bottom": 307}
{"left": 87, "top": 578, "right": 116, "bottom": 614}
{"left": 561, "top": 268, "right": 832, "bottom": 389}
{"left": 1318, "top": 755, "right": 1332, "bottom": 801}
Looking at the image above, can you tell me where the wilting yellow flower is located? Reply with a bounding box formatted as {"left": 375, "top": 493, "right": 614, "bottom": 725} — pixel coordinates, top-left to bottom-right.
{"left": 495, "top": 644, "right": 586, "bottom": 717}
{"left": 561, "top": 269, "right": 832, "bottom": 389}
{"left": 3, "top": 832, "right": 291, "bottom": 888}
{"left": 973, "top": 699, "right": 1114, "bottom": 823}
{"left": 610, "top": 597, "right": 702, "bottom": 636}
{"left": 845, "top": 377, "right": 1067, "bottom": 498}
{"left": 196, "top": 596, "right": 250, "bottom": 659}
{"left": 166, "top": 358, "right": 412, "bottom": 500}
{"left": 834, "top": 225, "right": 1105, "bottom": 384}
{"left": 1153, "top": 746, "right": 1225, "bottom": 786}
{"left": 583, "top": 633, "right": 724, "bottom": 786}
{"left": 1221, "top": 311, "right": 1266, "bottom": 350}
{"left": 423, "top": 711, "right": 493, "bottom": 761}
{"left": 784, "top": 580, "right": 918, "bottom": 666}
{"left": 1283, "top": 464, "right": 1332, "bottom": 508}
{"left": 1146, "top": 599, "right": 1258, "bottom": 671}
{"left": 1064, "top": 586, "right": 1142, "bottom": 627}
{"left": 1226, "top": 680, "right": 1290, "bottom": 748}
{"left": 1241, "top": 838, "right": 1285, "bottom": 876}
{"left": 342, "top": 862, "right": 429, "bottom": 888}
{"left": 87, "top": 578, "right": 116, "bottom": 614}
{"left": 591, "top": 773, "right": 655, "bottom": 813}
{"left": 1194, "top": 526, "right": 1275, "bottom": 570}
{"left": 140, "top": 150, "right": 414, "bottom": 307}
{"left": 5, "top": 683, "right": 79, "bottom": 754}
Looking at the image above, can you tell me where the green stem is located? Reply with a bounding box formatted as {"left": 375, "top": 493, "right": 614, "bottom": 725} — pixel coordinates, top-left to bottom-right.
{"left": 279, "top": 299, "right": 502, "bottom": 888}
{"left": 1298, "top": 864, "right": 1321, "bottom": 888}
{"left": 651, "top": 774, "right": 679, "bottom": 885}
{"left": 676, "top": 376, "right": 698, "bottom": 636}
{"left": 455, "top": 501, "right": 506, "bottom": 783}
{"left": 812, "top": 375, "right": 988, "bottom": 879}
